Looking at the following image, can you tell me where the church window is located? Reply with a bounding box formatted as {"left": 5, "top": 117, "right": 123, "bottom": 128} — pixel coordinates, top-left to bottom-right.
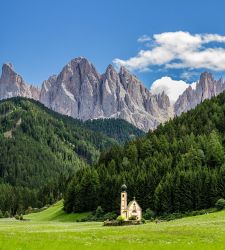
{"left": 132, "top": 203, "right": 137, "bottom": 213}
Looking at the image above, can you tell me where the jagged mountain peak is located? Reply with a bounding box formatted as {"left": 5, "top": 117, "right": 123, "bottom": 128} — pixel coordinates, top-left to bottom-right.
{"left": 199, "top": 71, "right": 214, "bottom": 82}
{"left": 1, "top": 63, "right": 20, "bottom": 82}
{"left": 103, "top": 64, "right": 118, "bottom": 81}
{"left": 0, "top": 62, "right": 25, "bottom": 87}
{"left": 0, "top": 63, "right": 40, "bottom": 100}
{"left": 105, "top": 64, "right": 116, "bottom": 73}
{"left": 38, "top": 57, "right": 172, "bottom": 131}
{"left": 174, "top": 72, "right": 225, "bottom": 116}
{"left": 2, "top": 62, "right": 14, "bottom": 71}
{"left": 119, "top": 65, "right": 130, "bottom": 75}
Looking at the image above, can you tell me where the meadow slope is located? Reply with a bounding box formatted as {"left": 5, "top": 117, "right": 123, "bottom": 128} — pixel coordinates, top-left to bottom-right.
{"left": 0, "top": 203, "right": 225, "bottom": 250}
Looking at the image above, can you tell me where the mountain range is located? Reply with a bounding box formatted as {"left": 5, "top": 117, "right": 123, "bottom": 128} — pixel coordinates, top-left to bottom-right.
{"left": 1, "top": 57, "right": 224, "bottom": 131}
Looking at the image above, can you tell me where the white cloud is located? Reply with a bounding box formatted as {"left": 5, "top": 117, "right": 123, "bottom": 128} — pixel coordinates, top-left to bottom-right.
{"left": 150, "top": 76, "right": 196, "bottom": 103}
{"left": 137, "top": 35, "right": 151, "bottom": 43}
{"left": 113, "top": 31, "right": 225, "bottom": 72}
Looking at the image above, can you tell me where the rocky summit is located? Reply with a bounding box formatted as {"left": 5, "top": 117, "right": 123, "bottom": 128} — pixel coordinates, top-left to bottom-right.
{"left": 0, "top": 57, "right": 224, "bottom": 131}
{"left": 174, "top": 72, "right": 225, "bottom": 116}
{"left": 39, "top": 57, "right": 173, "bottom": 131}
{"left": 0, "top": 63, "right": 39, "bottom": 101}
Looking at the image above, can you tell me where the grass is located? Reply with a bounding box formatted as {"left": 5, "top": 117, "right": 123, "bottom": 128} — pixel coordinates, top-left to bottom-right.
{"left": 1, "top": 203, "right": 225, "bottom": 249}
{"left": 24, "top": 200, "right": 91, "bottom": 222}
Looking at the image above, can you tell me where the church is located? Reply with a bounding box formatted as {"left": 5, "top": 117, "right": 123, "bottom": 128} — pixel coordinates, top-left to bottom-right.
{"left": 120, "top": 184, "right": 142, "bottom": 221}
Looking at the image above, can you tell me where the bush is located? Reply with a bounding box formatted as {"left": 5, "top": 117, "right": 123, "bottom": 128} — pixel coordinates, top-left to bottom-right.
{"left": 103, "top": 212, "right": 117, "bottom": 221}
{"left": 117, "top": 215, "right": 125, "bottom": 224}
{"left": 19, "top": 215, "right": 24, "bottom": 220}
{"left": 215, "top": 198, "right": 225, "bottom": 210}
{"left": 141, "top": 218, "right": 146, "bottom": 224}
{"left": 15, "top": 214, "right": 20, "bottom": 220}
{"left": 143, "top": 208, "right": 155, "bottom": 220}
{"left": 4, "top": 211, "right": 10, "bottom": 218}
{"left": 0, "top": 209, "right": 3, "bottom": 218}
{"left": 95, "top": 206, "right": 104, "bottom": 218}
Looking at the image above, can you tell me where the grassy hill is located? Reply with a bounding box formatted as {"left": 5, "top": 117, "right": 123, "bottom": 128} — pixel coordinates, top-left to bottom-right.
{"left": 1, "top": 209, "right": 225, "bottom": 249}
{"left": 24, "top": 200, "right": 90, "bottom": 222}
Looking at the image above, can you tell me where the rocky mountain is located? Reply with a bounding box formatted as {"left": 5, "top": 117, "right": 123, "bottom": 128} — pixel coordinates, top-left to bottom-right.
{"left": 0, "top": 58, "right": 225, "bottom": 132}
{"left": 0, "top": 63, "right": 40, "bottom": 100}
{"left": 39, "top": 57, "right": 173, "bottom": 131}
{"left": 174, "top": 72, "right": 225, "bottom": 116}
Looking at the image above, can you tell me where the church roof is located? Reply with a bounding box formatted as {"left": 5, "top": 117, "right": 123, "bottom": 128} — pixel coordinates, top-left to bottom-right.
{"left": 121, "top": 184, "right": 127, "bottom": 191}
{"left": 127, "top": 199, "right": 142, "bottom": 210}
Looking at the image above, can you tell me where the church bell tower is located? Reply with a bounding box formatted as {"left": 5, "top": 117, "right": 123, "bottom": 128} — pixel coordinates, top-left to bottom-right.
{"left": 120, "top": 184, "right": 127, "bottom": 219}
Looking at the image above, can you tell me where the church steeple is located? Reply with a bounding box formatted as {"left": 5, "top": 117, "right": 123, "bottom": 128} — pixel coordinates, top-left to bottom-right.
{"left": 120, "top": 184, "right": 128, "bottom": 219}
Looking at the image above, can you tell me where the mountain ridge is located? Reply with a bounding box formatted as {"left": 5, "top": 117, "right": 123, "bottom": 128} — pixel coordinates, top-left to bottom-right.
{"left": 0, "top": 57, "right": 224, "bottom": 131}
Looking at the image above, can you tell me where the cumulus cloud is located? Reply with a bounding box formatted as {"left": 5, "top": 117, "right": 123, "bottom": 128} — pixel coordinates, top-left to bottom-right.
{"left": 150, "top": 76, "right": 196, "bottom": 103}
{"left": 113, "top": 31, "right": 225, "bottom": 72}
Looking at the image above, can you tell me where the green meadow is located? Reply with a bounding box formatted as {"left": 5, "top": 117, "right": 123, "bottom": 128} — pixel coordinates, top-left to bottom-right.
{"left": 0, "top": 201, "right": 225, "bottom": 250}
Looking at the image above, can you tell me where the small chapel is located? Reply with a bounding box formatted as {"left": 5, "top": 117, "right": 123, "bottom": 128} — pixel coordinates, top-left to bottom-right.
{"left": 120, "top": 184, "right": 142, "bottom": 221}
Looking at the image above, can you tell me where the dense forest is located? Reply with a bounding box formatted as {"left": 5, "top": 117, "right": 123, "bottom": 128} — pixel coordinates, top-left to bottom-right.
{"left": 84, "top": 118, "right": 144, "bottom": 144}
{"left": 0, "top": 97, "right": 143, "bottom": 215}
{"left": 64, "top": 91, "right": 225, "bottom": 215}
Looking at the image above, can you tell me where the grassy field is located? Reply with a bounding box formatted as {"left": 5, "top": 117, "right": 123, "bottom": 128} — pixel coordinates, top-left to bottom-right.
{"left": 1, "top": 203, "right": 225, "bottom": 250}
{"left": 24, "top": 200, "right": 91, "bottom": 222}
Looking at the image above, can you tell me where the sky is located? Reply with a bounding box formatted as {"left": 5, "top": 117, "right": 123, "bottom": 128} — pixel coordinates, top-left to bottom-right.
{"left": 1, "top": 0, "right": 225, "bottom": 95}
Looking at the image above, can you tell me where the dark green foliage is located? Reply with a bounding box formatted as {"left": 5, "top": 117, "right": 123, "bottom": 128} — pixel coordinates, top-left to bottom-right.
{"left": 64, "top": 167, "right": 100, "bottom": 213}
{"left": 215, "top": 198, "right": 225, "bottom": 210}
{"left": 0, "top": 97, "right": 143, "bottom": 215}
{"left": 95, "top": 206, "right": 104, "bottom": 218}
{"left": 143, "top": 208, "right": 155, "bottom": 220}
{"left": 84, "top": 118, "right": 144, "bottom": 144}
{"left": 103, "top": 212, "right": 117, "bottom": 221}
{"left": 4, "top": 211, "right": 10, "bottom": 218}
{"left": 14, "top": 214, "right": 20, "bottom": 220}
{"left": 0, "top": 209, "right": 3, "bottom": 218}
{"left": 65, "top": 91, "right": 225, "bottom": 214}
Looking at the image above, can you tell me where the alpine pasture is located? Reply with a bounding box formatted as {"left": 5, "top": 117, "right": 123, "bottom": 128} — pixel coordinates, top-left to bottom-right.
{"left": 0, "top": 201, "right": 225, "bottom": 250}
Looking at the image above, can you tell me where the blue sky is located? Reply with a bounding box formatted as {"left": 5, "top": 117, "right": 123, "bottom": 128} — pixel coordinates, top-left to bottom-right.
{"left": 1, "top": 0, "right": 225, "bottom": 88}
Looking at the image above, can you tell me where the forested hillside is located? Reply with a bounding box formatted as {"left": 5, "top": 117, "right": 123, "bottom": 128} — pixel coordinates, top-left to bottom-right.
{"left": 84, "top": 118, "right": 144, "bottom": 144}
{"left": 0, "top": 97, "right": 143, "bottom": 215}
{"left": 64, "top": 91, "right": 225, "bottom": 215}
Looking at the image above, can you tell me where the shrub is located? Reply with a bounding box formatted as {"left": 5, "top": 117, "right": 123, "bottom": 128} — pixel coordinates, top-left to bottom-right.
{"left": 4, "top": 211, "right": 10, "bottom": 218}
{"left": 144, "top": 208, "right": 155, "bottom": 220}
{"left": 215, "top": 198, "right": 225, "bottom": 210}
{"left": 0, "top": 209, "right": 3, "bottom": 218}
{"left": 117, "top": 215, "right": 125, "bottom": 224}
{"left": 19, "top": 215, "right": 24, "bottom": 220}
{"left": 15, "top": 214, "right": 20, "bottom": 220}
{"left": 141, "top": 218, "right": 146, "bottom": 224}
{"left": 103, "top": 212, "right": 117, "bottom": 221}
{"left": 95, "top": 206, "right": 104, "bottom": 218}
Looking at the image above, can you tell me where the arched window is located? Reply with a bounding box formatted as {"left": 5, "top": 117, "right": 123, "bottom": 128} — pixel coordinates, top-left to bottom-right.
{"left": 132, "top": 203, "right": 137, "bottom": 213}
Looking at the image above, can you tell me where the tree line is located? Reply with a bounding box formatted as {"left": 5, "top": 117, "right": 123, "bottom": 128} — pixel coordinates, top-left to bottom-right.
{"left": 64, "top": 91, "right": 225, "bottom": 215}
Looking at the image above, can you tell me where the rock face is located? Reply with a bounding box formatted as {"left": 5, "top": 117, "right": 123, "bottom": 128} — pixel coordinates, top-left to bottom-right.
{"left": 174, "top": 72, "right": 225, "bottom": 116}
{"left": 39, "top": 57, "right": 173, "bottom": 131}
{"left": 0, "top": 63, "right": 40, "bottom": 100}
{"left": 1, "top": 58, "right": 225, "bottom": 132}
